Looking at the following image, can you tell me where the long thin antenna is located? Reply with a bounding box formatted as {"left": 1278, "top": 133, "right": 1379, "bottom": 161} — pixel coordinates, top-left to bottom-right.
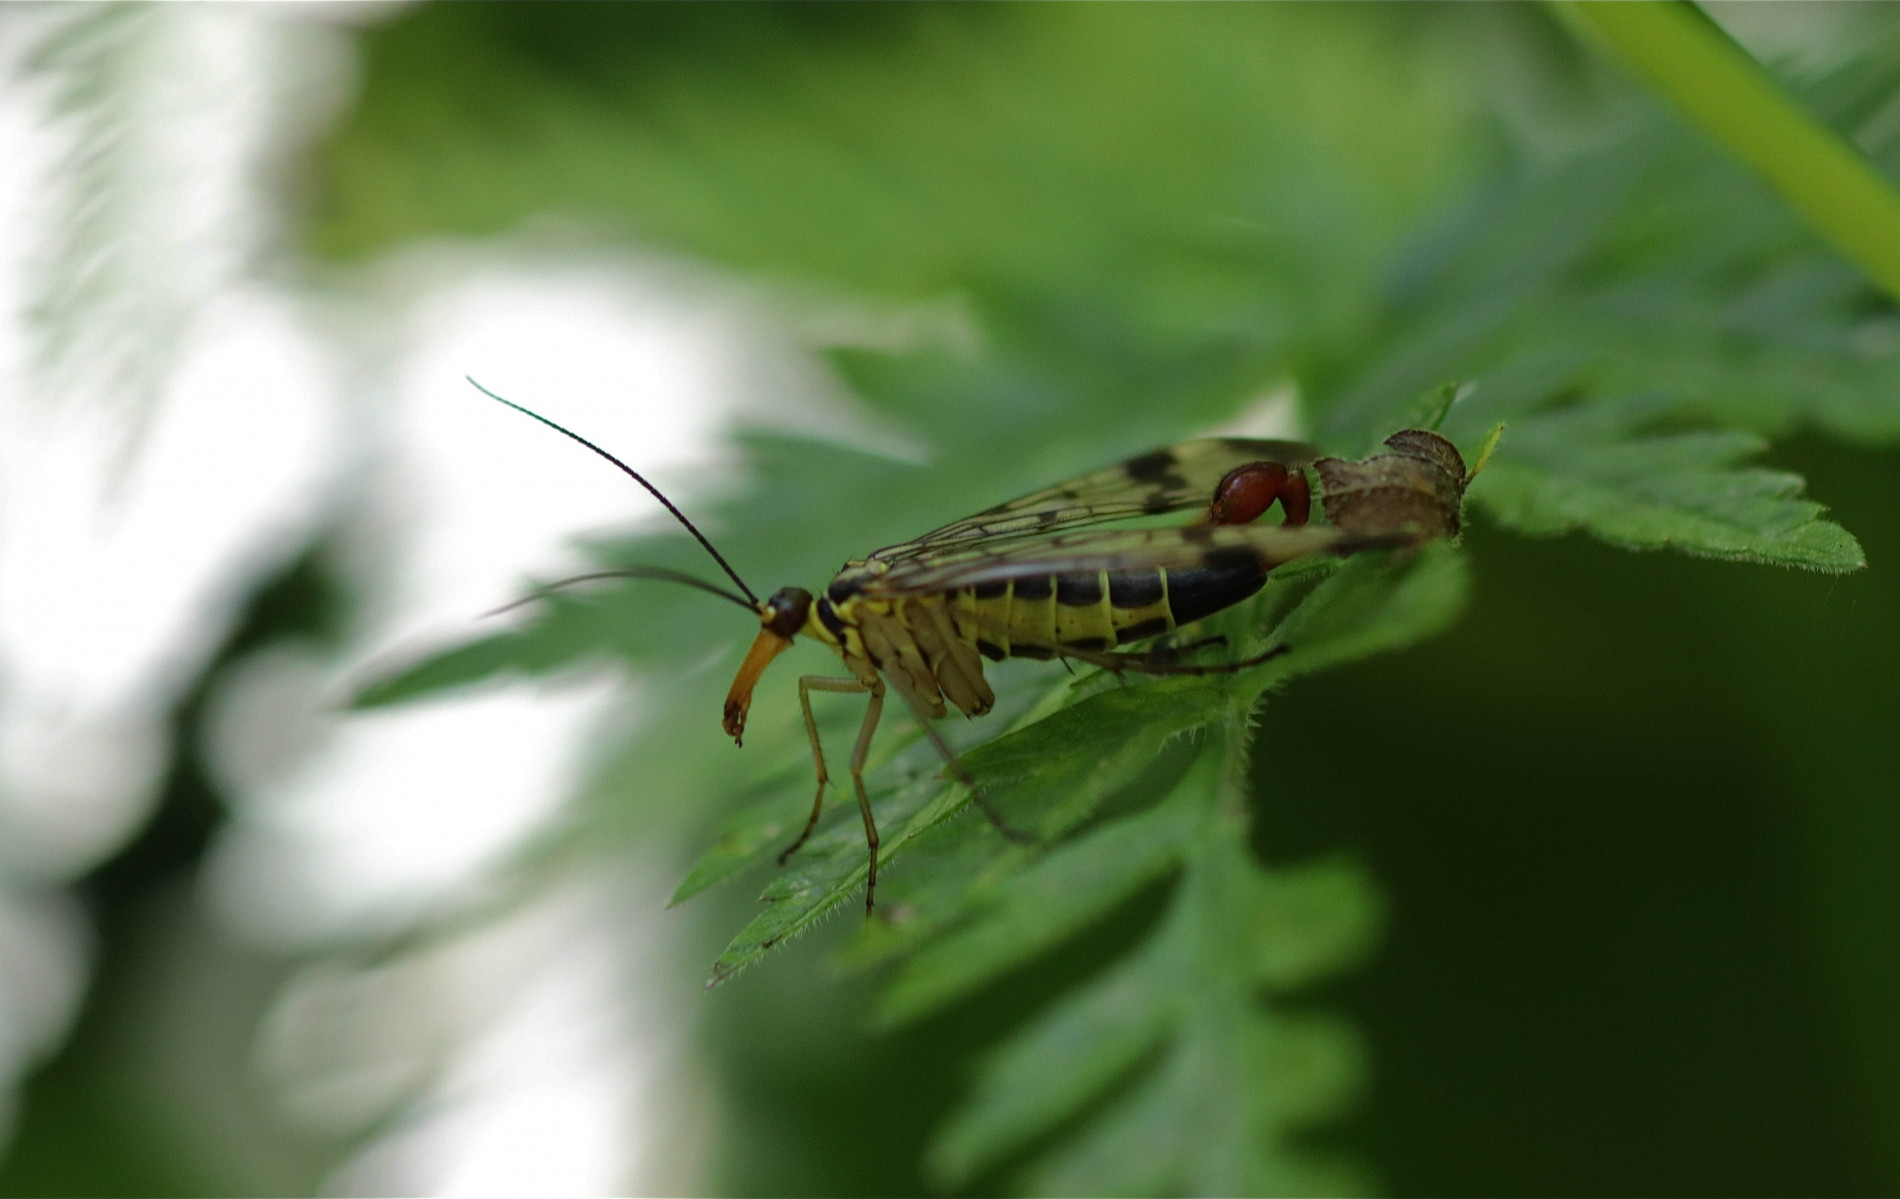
{"left": 469, "top": 377, "right": 762, "bottom": 608}
{"left": 483, "top": 567, "right": 756, "bottom": 620}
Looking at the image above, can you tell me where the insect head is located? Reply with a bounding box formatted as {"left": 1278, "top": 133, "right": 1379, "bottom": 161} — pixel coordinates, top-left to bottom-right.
{"left": 723, "top": 586, "right": 811, "bottom": 745}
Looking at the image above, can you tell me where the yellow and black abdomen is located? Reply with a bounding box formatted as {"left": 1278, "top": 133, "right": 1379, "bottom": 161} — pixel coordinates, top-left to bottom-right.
{"left": 955, "top": 549, "right": 1268, "bottom": 661}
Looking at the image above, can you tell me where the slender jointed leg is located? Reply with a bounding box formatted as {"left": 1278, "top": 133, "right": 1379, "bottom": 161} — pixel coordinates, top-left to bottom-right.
{"left": 1060, "top": 641, "right": 1290, "bottom": 678}
{"left": 782, "top": 676, "right": 871, "bottom": 865}
{"left": 886, "top": 676, "right": 1035, "bottom": 847}
{"left": 846, "top": 680, "right": 886, "bottom": 915}
{"left": 1146, "top": 634, "right": 1227, "bottom": 661}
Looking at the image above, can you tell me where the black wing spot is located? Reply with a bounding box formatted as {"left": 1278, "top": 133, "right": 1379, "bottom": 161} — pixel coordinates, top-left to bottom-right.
{"left": 1123, "top": 448, "right": 1179, "bottom": 483}
{"left": 1141, "top": 492, "right": 1173, "bottom": 515}
{"left": 1180, "top": 526, "right": 1216, "bottom": 545}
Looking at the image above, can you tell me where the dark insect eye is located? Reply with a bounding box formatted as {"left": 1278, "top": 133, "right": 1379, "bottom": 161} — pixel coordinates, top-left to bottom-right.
{"left": 763, "top": 587, "right": 812, "bottom": 638}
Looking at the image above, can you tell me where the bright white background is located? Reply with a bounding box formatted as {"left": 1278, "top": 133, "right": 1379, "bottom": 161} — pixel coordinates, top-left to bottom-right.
{"left": 0, "top": 6, "right": 851, "bottom": 1192}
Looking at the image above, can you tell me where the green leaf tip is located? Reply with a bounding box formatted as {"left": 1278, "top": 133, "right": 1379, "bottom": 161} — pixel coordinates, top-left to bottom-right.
{"left": 1468, "top": 397, "right": 1866, "bottom": 573}
{"left": 1465, "top": 422, "right": 1505, "bottom": 484}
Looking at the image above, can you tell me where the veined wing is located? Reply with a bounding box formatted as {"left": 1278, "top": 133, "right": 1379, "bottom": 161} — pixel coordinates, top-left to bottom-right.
{"left": 862, "top": 522, "right": 1397, "bottom": 597}
{"left": 869, "top": 437, "right": 1318, "bottom": 563}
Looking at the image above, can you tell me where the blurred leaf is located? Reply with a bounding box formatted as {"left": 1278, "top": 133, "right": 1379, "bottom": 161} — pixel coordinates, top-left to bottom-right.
{"left": 925, "top": 923, "right": 1179, "bottom": 1188}
{"left": 1320, "top": 109, "right": 1900, "bottom": 449}
{"left": 874, "top": 774, "right": 1203, "bottom": 1027}
{"left": 26, "top": 7, "right": 223, "bottom": 446}
{"left": 350, "top": 632, "right": 526, "bottom": 708}
{"left": 314, "top": 5, "right": 1486, "bottom": 339}
{"left": 668, "top": 784, "right": 816, "bottom": 908}
{"left": 1571, "top": 2, "right": 1900, "bottom": 305}
{"left": 1247, "top": 856, "right": 1386, "bottom": 992}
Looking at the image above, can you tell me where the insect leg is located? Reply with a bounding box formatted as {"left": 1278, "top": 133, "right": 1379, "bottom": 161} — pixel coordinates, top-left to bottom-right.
{"left": 884, "top": 675, "right": 1035, "bottom": 847}
{"left": 1174, "top": 635, "right": 1227, "bottom": 652}
{"left": 782, "top": 676, "right": 871, "bottom": 866}
{"left": 1139, "top": 634, "right": 1227, "bottom": 663}
{"left": 1117, "top": 644, "right": 1288, "bottom": 675}
{"left": 1060, "top": 641, "right": 1290, "bottom": 677}
{"left": 847, "top": 680, "right": 886, "bottom": 916}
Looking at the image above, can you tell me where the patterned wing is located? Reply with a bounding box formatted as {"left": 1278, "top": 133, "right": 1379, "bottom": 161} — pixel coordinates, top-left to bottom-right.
{"left": 868, "top": 437, "right": 1319, "bottom": 563}
{"left": 861, "top": 522, "right": 1397, "bottom": 597}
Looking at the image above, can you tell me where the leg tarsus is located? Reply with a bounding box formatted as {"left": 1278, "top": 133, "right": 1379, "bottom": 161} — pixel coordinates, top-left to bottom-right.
{"left": 1108, "top": 634, "right": 1229, "bottom": 673}
{"left": 846, "top": 682, "right": 886, "bottom": 914}
{"left": 887, "top": 676, "right": 1035, "bottom": 846}
{"left": 1156, "top": 634, "right": 1227, "bottom": 659}
{"left": 781, "top": 676, "right": 871, "bottom": 868}
{"left": 1064, "top": 641, "right": 1290, "bottom": 678}
{"left": 778, "top": 793, "right": 824, "bottom": 866}
{"left": 855, "top": 772, "right": 880, "bottom": 917}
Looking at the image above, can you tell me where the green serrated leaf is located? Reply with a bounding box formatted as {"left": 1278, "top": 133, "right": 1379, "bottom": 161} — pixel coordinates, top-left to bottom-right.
{"left": 704, "top": 768, "right": 952, "bottom": 987}
{"left": 959, "top": 675, "right": 1233, "bottom": 837}
{"left": 1473, "top": 394, "right": 1866, "bottom": 572}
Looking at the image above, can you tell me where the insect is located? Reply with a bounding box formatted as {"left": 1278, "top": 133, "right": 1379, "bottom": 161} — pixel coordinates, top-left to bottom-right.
{"left": 473, "top": 380, "right": 1456, "bottom": 913}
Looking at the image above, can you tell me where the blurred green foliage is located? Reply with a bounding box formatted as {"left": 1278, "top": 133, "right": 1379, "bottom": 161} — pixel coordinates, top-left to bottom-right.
{"left": 9, "top": 3, "right": 1900, "bottom": 1195}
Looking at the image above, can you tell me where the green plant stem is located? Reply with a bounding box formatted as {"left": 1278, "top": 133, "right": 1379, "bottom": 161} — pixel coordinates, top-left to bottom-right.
{"left": 1567, "top": 0, "right": 1900, "bottom": 304}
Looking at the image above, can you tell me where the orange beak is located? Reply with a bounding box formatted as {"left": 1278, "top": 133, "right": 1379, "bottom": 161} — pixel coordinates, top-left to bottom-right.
{"left": 722, "top": 627, "right": 794, "bottom": 746}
